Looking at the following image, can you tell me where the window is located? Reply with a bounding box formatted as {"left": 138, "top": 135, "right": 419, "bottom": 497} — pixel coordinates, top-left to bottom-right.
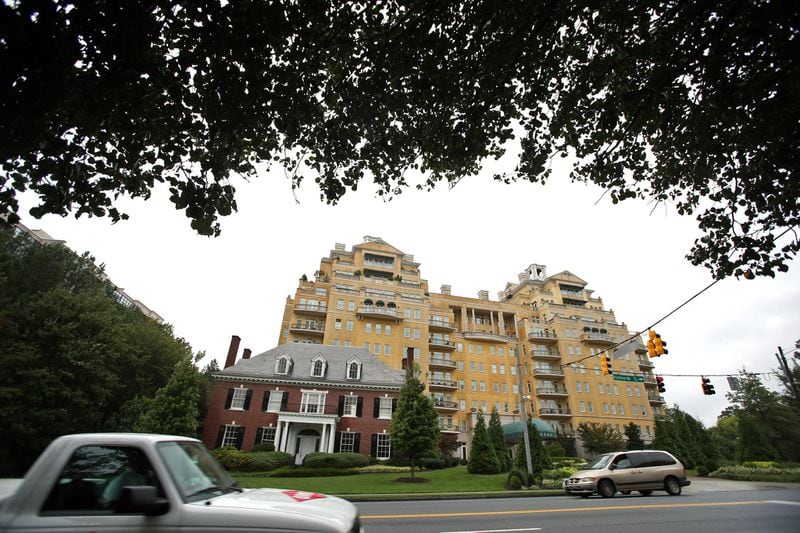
{"left": 502, "top": 383, "right": 508, "bottom": 393}
{"left": 635, "top": 387, "right": 641, "bottom": 397}
{"left": 414, "top": 308, "right": 421, "bottom": 319}
{"left": 471, "top": 380, "right": 477, "bottom": 392}
{"left": 230, "top": 388, "right": 248, "bottom": 410}
{"left": 457, "top": 342, "right": 464, "bottom": 352}
{"left": 404, "top": 327, "right": 411, "bottom": 338}
{"left": 500, "top": 365, "right": 506, "bottom": 375}
{"left": 337, "top": 299, "right": 344, "bottom": 310}
{"left": 335, "top": 319, "right": 342, "bottom": 330}
{"left": 594, "top": 365, "right": 601, "bottom": 375}
{"left": 384, "top": 344, "right": 391, "bottom": 356}
{"left": 469, "top": 344, "right": 475, "bottom": 354}
{"left": 413, "top": 328, "right": 420, "bottom": 339}
{"left": 301, "top": 391, "right": 327, "bottom": 413}
{"left": 599, "top": 385, "right": 604, "bottom": 395}
{"left": 493, "top": 383, "right": 499, "bottom": 392}
{"left": 311, "top": 357, "right": 326, "bottom": 377}
{"left": 627, "top": 386, "right": 633, "bottom": 397}
{"left": 477, "top": 345, "right": 483, "bottom": 354}
{"left": 376, "top": 324, "right": 382, "bottom": 335}
{"left": 579, "top": 401, "right": 586, "bottom": 413}
{"left": 266, "top": 391, "right": 284, "bottom": 412}
{"left": 479, "top": 381, "right": 486, "bottom": 392}
{"left": 588, "top": 402, "right": 594, "bottom": 413}
{"left": 363, "top": 342, "right": 370, "bottom": 350}
{"left": 378, "top": 397, "right": 393, "bottom": 419}
{"left": 611, "top": 404, "right": 617, "bottom": 414}
{"left": 491, "top": 364, "right": 497, "bottom": 374}
{"left": 343, "top": 395, "right": 358, "bottom": 417}
{"left": 640, "top": 405, "right": 647, "bottom": 416}
{"left": 347, "top": 359, "right": 362, "bottom": 380}
{"left": 459, "top": 379, "right": 465, "bottom": 390}
{"left": 603, "top": 403, "right": 609, "bottom": 414}
{"left": 613, "top": 385, "right": 620, "bottom": 395}
{"left": 498, "top": 347, "right": 504, "bottom": 356}
{"left": 375, "top": 433, "right": 391, "bottom": 460}
{"left": 339, "top": 432, "right": 357, "bottom": 453}
{"left": 584, "top": 382, "right": 590, "bottom": 393}
{"left": 373, "top": 343, "right": 380, "bottom": 354}
{"left": 479, "top": 363, "right": 485, "bottom": 372}
{"left": 344, "top": 340, "right": 351, "bottom": 347}
{"left": 276, "top": 356, "right": 292, "bottom": 375}
{"left": 348, "top": 301, "right": 356, "bottom": 311}
{"left": 576, "top": 382, "right": 583, "bottom": 393}
{"left": 256, "top": 426, "right": 276, "bottom": 444}
{"left": 632, "top": 405, "right": 639, "bottom": 416}
{"left": 511, "top": 366, "right": 517, "bottom": 376}
{"left": 346, "top": 320, "right": 354, "bottom": 331}
{"left": 365, "top": 323, "right": 372, "bottom": 333}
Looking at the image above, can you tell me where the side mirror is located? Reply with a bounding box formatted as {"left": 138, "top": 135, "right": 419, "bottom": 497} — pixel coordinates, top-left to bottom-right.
{"left": 608, "top": 464, "right": 617, "bottom": 470}
{"left": 116, "top": 486, "right": 169, "bottom": 516}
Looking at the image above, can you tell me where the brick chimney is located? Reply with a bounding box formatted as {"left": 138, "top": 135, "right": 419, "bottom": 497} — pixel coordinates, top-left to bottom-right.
{"left": 224, "top": 335, "right": 241, "bottom": 369}
{"left": 243, "top": 348, "right": 252, "bottom": 360}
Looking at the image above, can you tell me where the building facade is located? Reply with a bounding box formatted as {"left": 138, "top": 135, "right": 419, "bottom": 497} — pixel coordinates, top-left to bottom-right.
{"left": 202, "top": 341, "right": 405, "bottom": 463}
{"left": 276, "top": 236, "right": 666, "bottom": 457}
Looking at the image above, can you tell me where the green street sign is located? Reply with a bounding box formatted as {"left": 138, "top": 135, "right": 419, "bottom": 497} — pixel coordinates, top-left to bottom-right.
{"left": 613, "top": 374, "right": 645, "bottom": 382}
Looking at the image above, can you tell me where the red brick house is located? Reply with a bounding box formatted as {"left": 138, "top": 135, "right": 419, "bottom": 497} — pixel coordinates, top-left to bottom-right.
{"left": 202, "top": 338, "right": 405, "bottom": 464}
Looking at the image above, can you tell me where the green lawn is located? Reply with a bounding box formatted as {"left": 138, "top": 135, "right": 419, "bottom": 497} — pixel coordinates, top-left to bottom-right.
{"left": 234, "top": 465, "right": 522, "bottom": 496}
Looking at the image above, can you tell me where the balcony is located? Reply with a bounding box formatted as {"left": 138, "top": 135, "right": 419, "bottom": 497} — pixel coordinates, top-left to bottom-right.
{"left": 580, "top": 332, "right": 615, "bottom": 346}
{"left": 429, "top": 378, "right": 458, "bottom": 390}
{"left": 429, "top": 319, "right": 456, "bottom": 332}
{"left": 294, "top": 303, "right": 328, "bottom": 316}
{"left": 530, "top": 349, "right": 561, "bottom": 361}
{"left": 357, "top": 305, "right": 401, "bottom": 320}
{"left": 533, "top": 367, "right": 565, "bottom": 378}
{"left": 527, "top": 331, "right": 558, "bottom": 344}
{"left": 429, "top": 336, "right": 456, "bottom": 350}
{"left": 429, "top": 357, "right": 458, "bottom": 370}
{"left": 439, "top": 426, "right": 460, "bottom": 434}
{"left": 462, "top": 330, "right": 515, "bottom": 343}
{"left": 433, "top": 400, "right": 459, "bottom": 411}
{"left": 648, "top": 394, "right": 666, "bottom": 404}
{"left": 535, "top": 387, "right": 569, "bottom": 397}
{"left": 538, "top": 407, "right": 572, "bottom": 418}
{"left": 638, "top": 359, "right": 654, "bottom": 369}
{"left": 288, "top": 322, "right": 325, "bottom": 336}
{"left": 642, "top": 375, "right": 657, "bottom": 386}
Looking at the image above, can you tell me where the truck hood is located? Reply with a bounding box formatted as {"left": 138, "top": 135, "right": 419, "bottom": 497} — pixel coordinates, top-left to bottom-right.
{"left": 189, "top": 487, "right": 358, "bottom": 531}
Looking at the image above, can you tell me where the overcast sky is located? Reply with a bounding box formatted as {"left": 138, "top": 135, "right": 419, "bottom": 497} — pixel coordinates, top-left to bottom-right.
{"left": 16, "top": 154, "right": 800, "bottom": 428}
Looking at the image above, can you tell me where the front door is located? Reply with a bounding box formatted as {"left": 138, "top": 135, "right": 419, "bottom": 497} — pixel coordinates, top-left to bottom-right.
{"left": 295, "top": 435, "right": 319, "bottom": 465}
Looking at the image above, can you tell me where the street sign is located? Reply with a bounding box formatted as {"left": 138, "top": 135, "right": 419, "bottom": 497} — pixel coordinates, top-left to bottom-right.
{"left": 613, "top": 375, "right": 644, "bottom": 382}
{"left": 727, "top": 376, "right": 741, "bottom": 391}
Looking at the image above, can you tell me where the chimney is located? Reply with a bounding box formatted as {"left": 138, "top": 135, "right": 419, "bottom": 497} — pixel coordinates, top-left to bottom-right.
{"left": 224, "top": 335, "right": 241, "bottom": 369}
{"left": 440, "top": 284, "right": 451, "bottom": 295}
{"left": 478, "top": 290, "right": 489, "bottom": 300}
{"left": 243, "top": 348, "right": 252, "bottom": 360}
{"left": 335, "top": 243, "right": 345, "bottom": 251}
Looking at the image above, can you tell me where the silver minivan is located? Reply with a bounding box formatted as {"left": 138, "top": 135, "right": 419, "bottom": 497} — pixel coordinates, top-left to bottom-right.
{"left": 564, "top": 450, "right": 691, "bottom": 498}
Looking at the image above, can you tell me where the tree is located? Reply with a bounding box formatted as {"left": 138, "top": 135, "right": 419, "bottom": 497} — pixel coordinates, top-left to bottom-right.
{"left": 515, "top": 420, "right": 551, "bottom": 484}
{"left": 388, "top": 376, "right": 439, "bottom": 478}
{"left": 0, "top": 227, "right": 194, "bottom": 474}
{"left": 624, "top": 422, "right": 645, "bottom": 451}
{"left": 2, "top": 2, "right": 797, "bottom": 279}
{"left": 487, "top": 408, "right": 511, "bottom": 471}
{"left": 133, "top": 357, "right": 201, "bottom": 437}
{"left": 577, "top": 422, "right": 624, "bottom": 456}
{"left": 467, "top": 412, "right": 501, "bottom": 475}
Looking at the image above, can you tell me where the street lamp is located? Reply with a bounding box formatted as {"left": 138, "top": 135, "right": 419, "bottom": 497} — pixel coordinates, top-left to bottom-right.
{"left": 514, "top": 319, "right": 534, "bottom": 481}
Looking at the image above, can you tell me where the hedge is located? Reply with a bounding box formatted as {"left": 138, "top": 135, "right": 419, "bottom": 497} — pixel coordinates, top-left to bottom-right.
{"left": 711, "top": 466, "right": 800, "bottom": 482}
{"left": 269, "top": 467, "right": 360, "bottom": 478}
{"left": 302, "top": 452, "right": 370, "bottom": 469}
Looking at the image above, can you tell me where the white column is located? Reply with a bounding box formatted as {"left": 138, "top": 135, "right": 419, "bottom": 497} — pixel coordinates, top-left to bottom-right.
{"left": 327, "top": 422, "right": 336, "bottom": 451}
{"left": 274, "top": 421, "right": 283, "bottom": 452}
{"left": 279, "top": 421, "right": 290, "bottom": 452}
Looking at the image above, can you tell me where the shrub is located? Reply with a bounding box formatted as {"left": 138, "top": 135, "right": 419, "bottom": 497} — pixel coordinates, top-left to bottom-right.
{"left": 251, "top": 442, "right": 275, "bottom": 453}
{"left": 711, "top": 466, "right": 800, "bottom": 482}
{"left": 246, "top": 452, "right": 294, "bottom": 472}
{"left": 212, "top": 446, "right": 253, "bottom": 471}
{"left": 420, "top": 457, "right": 446, "bottom": 469}
{"left": 302, "top": 452, "right": 370, "bottom": 469}
{"left": 357, "top": 464, "right": 412, "bottom": 473}
{"left": 540, "top": 478, "right": 565, "bottom": 489}
{"left": 696, "top": 465, "right": 709, "bottom": 477}
{"left": 543, "top": 466, "right": 578, "bottom": 480}
{"left": 741, "top": 460, "right": 781, "bottom": 469}
{"left": 270, "top": 467, "right": 360, "bottom": 478}
{"left": 506, "top": 470, "right": 524, "bottom": 490}
{"left": 545, "top": 442, "right": 566, "bottom": 458}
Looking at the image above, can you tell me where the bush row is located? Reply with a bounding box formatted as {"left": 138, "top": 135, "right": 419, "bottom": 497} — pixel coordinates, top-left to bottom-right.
{"left": 269, "top": 467, "right": 360, "bottom": 478}
{"left": 711, "top": 466, "right": 800, "bottom": 482}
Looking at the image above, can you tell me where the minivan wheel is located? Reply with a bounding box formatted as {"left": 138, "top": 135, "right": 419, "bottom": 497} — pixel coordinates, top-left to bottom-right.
{"left": 598, "top": 479, "right": 616, "bottom": 498}
{"left": 664, "top": 477, "right": 682, "bottom": 496}
{"left": 639, "top": 490, "right": 653, "bottom": 496}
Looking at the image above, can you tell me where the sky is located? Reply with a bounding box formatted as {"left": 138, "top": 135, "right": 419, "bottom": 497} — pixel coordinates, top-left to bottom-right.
{"left": 15, "top": 154, "right": 800, "bottom": 428}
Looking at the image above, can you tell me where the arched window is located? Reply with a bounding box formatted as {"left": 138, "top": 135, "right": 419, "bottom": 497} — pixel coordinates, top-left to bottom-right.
{"left": 310, "top": 355, "right": 326, "bottom": 378}
{"left": 346, "top": 358, "right": 362, "bottom": 380}
{"left": 275, "top": 354, "right": 292, "bottom": 375}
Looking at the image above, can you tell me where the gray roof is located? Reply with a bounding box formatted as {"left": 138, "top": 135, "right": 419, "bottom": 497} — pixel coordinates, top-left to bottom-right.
{"left": 216, "top": 343, "right": 406, "bottom": 389}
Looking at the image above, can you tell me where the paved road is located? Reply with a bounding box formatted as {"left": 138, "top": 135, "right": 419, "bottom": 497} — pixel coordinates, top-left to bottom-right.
{"left": 356, "top": 479, "right": 800, "bottom": 533}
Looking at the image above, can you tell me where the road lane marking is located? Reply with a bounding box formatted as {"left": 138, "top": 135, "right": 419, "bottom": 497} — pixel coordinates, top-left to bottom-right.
{"left": 440, "top": 529, "right": 542, "bottom": 533}
{"left": 361, "top": 500, "right": 767, "bottom": 520}
{"left": 765, "top": 500, "right": 800, "bottom": 507}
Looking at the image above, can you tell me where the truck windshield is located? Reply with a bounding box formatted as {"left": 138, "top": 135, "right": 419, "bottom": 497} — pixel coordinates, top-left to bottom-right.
{"left": 157, "top": 441, "right": 240, "bottom": 502}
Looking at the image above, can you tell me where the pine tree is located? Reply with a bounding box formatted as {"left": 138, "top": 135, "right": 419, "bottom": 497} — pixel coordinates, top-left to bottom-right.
{"left": 516, "top": 420, "right": 551, "bottom": 484}
{"left": 488, "top": 408, "right": 511, "bottom": 471}
{"left": 624, "top": 422, "right": 645, "bottom": 450}
{"left": 134, "top": 357, "right": 200, "bottom": 437}
{"left": 389, "top": 376, "right": 439, "bottom": 478}
{"left": 468, "top": 412, "right": 501, "bottom": 474}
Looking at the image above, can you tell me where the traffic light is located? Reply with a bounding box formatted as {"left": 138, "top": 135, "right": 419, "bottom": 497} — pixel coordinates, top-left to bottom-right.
{"left": 701, "top": 376, "right": 716, "bottom": 395}
{"left": 600, "top": 353, "right": 613, "bottom": 375}
{"left": 656, "top": 376, "right": 666, "bottom": 393}
{"left": 648, "top": 330, "right": 668, "bottom": 357}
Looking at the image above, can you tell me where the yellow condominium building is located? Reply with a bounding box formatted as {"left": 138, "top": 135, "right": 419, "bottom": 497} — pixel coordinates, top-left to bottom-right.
{"left": 278, "top": 236, "right": 666, "bottom": 457}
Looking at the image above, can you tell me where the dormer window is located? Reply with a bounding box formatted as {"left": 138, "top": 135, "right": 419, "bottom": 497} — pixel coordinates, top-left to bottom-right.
{"left": 275, "top": 354, "right": 293, "bottom": 375}
{"left": 310, "top": 354, "right": 327, "bottom": 378}
{"left": 346, "top": 357, "right": 362, "bottom": 380}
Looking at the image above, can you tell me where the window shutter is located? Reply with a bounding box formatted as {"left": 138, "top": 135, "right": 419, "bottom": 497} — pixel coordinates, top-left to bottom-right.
{"left": 224, "top": 389, "right": 234, "bottom": 409}
{"left": 338, "top": 396, "right": 345, "bottom": 416}
{"left": 255, "top": 427, "right": 264, "bottom": 445}
{"left": 243, "top": 389, "right": 253, "bottom": 410}
{"left": 373, "top": 398, "right": 380, "bottom": 418}
{"left": 370, "top": 434, "right": 378, "bottom": 457}
{"left": 353, "top": 433, "right": 361, "bottom": 453}
{"left": 215, "top": 425, "right": 226, "bottom": 448}
{"left": 356, "top": 397, "right": 363, "bottom": 417}
{"left": 391, "top": 398, "right": 398, "bottom": 415}
{"left": 262, "top": 391, "right": 271, "bottom": 411}
{"left": 334, "top": 432, "right": 341, "bottom": 453}
{"left": 235, "top": 427, "right": 245, "bottom": 450}
{"left": 280, "top": 393, "right": 289, "bottom": 411}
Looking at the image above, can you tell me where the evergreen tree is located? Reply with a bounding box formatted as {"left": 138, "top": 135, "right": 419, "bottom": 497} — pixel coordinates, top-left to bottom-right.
{"left": 488, "top": 408, "right": 511, "bottom": 471}
{"left": 389, "top": 376, "right": 440, "bottom": 478}
{"left": 468, "top": 412, "right": 501, "bottom": 474}
{"left": 515, "top": 420, "right": 551, "bottom": 484}
{"left": 134, "top": 357, "right": 201, "bottom": 437}
{"left": 624, "top": 422, "right": 645, "bottom": 451}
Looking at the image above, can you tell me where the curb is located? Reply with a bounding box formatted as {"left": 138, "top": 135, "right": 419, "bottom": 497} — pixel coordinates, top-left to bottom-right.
{"left": 340, "top": 489, "right": 564, "bottom": 502}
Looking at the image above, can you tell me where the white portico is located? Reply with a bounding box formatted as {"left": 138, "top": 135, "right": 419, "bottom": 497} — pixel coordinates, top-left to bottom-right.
{"left": 274, "top": 412, "right": 340, "bottom": 465}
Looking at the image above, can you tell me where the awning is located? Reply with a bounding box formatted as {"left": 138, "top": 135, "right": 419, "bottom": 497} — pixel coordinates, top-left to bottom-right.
{"left": 501, "top": 419, "right": 556, "bottom": 440}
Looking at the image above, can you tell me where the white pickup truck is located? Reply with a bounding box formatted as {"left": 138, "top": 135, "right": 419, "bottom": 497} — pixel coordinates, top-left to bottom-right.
{"left": 0, "top": 433, "right": 362, "bottom": 532}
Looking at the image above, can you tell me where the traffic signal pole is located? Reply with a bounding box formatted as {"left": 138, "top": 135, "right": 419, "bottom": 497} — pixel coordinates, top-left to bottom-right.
{"left": 776, "top": 347, "right": 800, "bottom": 403}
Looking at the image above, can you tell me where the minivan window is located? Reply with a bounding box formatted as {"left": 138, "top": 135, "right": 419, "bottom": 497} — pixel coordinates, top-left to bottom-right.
{"left": 584, "top": 454, "right": 613, "bottom": 470}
